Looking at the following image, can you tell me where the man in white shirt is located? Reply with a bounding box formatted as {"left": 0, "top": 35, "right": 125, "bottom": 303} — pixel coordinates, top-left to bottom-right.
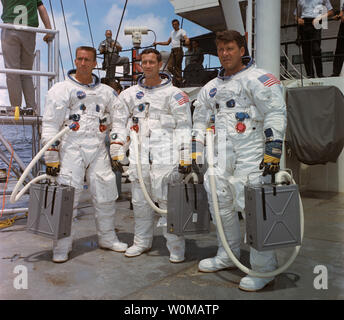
{"left": 294, "top": 0, "right": 334, "bottom": 78}
{"left": 154, "top": 19, "right": 190, "bottom": 87}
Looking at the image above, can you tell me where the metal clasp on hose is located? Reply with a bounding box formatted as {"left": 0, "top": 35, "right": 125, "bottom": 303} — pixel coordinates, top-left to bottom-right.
{"left": 131, "top": 116, "right": 139, "bottom": 133}
{"left": 69, "top": 114, "right": 80, "bottom": 131}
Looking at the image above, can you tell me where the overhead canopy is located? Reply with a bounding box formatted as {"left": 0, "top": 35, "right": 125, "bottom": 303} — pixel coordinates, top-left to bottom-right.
{"left": 189, "top": 32, "right": 217, "bottom": 56}
{"left": 189, "top": 32, "right": 250, "bottom": 58}
{"left": 170, "top": 0, "right": 246, "bottom": 33}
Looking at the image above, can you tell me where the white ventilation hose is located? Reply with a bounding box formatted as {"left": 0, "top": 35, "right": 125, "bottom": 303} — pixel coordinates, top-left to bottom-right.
{"left": 10, "top": 126, "right": 71, "bottom": 204}
{"left": 206, "top": 129, "right": 304, "bottom": 278}
{"left": 132, "top": 130, "right": 167, "bottom": 215}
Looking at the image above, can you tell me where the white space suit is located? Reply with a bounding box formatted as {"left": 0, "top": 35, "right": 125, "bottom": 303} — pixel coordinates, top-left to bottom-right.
{"left": 112, "top": 73, "right": 192, "bottom": 262}
{"left": 42, "top": 70, "right": 128, "bottom": 262}
{"left": 193, "top": 59, "right": 286, "bottom": 290}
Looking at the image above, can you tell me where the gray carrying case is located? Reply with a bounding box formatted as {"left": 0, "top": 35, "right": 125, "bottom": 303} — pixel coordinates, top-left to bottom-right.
{"left": 244, "top": 174, "right": 301, "bottom": 251}
{"left": 27, "top": 182, "right": 74, "bottom": 240}
{"left": 167, "top": 173, "right": 210, "bottom": 236}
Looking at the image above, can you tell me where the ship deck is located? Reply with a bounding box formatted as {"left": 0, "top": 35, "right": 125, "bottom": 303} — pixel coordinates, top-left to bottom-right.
{"left": 0, "top": 181, "right": 343, "bottom": 301}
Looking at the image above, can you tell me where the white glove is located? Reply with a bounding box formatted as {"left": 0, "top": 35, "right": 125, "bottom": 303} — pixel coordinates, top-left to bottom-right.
{"left": 178, "top": 143, "right": 192, "bottom": 174}
{"left": 179, "top": 143, "right": 192, "bottom": 167}
{"left": 110, "top": 142, "right": 125, "bottom": 161}
{"left": 44, "top": 147, "right": 60, "bottom": 177}
{"left": 44, "top": 148, "right": 59, "bottom": 168}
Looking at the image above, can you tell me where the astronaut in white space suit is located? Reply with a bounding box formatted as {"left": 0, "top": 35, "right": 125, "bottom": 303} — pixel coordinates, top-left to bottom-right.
{"left": 192, "top": 30, "right": 287, "bottom": 291}
{"left": 42, "top": 46, "right": 128, "bottom": 263}
{"left": 110, "top": 48, "right": 192, "bottom": 263}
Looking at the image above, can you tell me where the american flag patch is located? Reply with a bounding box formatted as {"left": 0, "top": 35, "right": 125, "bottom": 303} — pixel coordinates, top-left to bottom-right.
{"left": 258, "top": 73, "right": 281, "bottom": 87}
{"left": 174, "top": 92, "right": 189, "bottom": 105}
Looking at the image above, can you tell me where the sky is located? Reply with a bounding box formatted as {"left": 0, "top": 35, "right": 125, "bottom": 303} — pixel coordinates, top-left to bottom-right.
{"left": 0, "top": 0, "right": 213, "bottom": 108}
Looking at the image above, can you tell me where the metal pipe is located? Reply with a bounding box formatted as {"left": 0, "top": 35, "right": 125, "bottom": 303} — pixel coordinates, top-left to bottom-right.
{"left": 256, "top": 0, "right": 281, "bottom": 78}
{"left": 35, "top": 50, "right": 41, "bottom": 116}
{"left": 0, "top": 150, "right": 23, "bottom": 179}
{"left": 0, "top": 68, "right": 56, "bottom": 77}
{"left": 246, "top": 0, "right": 253, "bottom": 57}
{"left": 48, "top": 40, "right": 53, "bottom": 89}
{"left": 0, "top": 131, "right": 34, "bottom": 180}
{"left": 0, "top": 116, "right": 42, "bottom": 125}
{"left": 0, "top": 24, "right": 58, "bottom": 81}
{"left": 0, "top": 23, "right": 57, "bottom": 34}
{"left": 54, "top": 31, "right": 60, "bottom": 84}
{"left": 1, "top": 208, "right": 28, "bottom": 216}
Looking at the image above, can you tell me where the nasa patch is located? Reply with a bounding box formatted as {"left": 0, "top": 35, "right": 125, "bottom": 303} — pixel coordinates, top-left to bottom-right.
{"left": 136, "top": 91, "right": 144, "bottom": 100}
{"left": 209, "top": 88, "right": 217, "bottom": 98}
{"left": 77, "top": 91, "right": 86, "bottom": 99}
{"left": 138, "top": 103, "right": 145, "bottom": 112}
{"left": 226, "top": 99, "right": 235, "bottom": 108}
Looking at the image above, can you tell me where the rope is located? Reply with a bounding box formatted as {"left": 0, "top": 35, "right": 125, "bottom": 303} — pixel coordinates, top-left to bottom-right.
{"left": 107, "top": 0, "right": 128, "bottom": 79}
{"left": 281, "top": 47, "right": 308, "bottom": 79}
{"left": 0, "top": 213, "right": 28, "bottom": 230}
{"left": 49, "top": 0, "right": 65, "bottom": 80}
{"left": 280, "top": 63, "right": 295, "bottom": 80}
{"left": 60, "top": 0, "right": 75, "bottom": 69}
{"left": 83, "top": 0, "right": 100, "bottom": 78}
{"left": 83, "top": 0, "right": 95, "bottom": 48}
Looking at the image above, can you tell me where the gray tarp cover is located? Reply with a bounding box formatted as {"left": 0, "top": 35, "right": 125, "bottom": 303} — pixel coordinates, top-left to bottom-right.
{"left": 286, "top": 86, "right": 344, "bottom": 165}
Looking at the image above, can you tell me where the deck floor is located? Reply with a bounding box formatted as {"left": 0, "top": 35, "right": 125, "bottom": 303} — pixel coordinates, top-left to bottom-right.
{"left": 0, "top": 182, "right": 343, "bottom": 300}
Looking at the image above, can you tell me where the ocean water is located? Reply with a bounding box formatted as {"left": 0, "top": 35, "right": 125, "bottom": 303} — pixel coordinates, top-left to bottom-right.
{"left": 0, "top": 124, "right": 34, "bottom": 169}
{"left": 0, "top": 124, "right": 35, "bottom": 210}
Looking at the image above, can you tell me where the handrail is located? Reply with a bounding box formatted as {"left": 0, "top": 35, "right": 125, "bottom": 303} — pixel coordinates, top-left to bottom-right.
{"left": 0, "top": 23, "right": 60, "bottom": 179}
{"left": 0, "top": 68, "right": 56, "bottom": 77}
{"left": 0, "top": 22, "right": 57, "bottom": 34}
{"left": 281, "top": 35, "right": 340, "bottom": 46}
{"left": 0, "top": 23, "right": 60, "bottom": 89}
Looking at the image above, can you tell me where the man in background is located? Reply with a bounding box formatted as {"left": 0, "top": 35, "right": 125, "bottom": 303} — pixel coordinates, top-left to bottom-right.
{"left": 1, "top": 0, "right": 53, "bottom": 114}
{"left": 294, "top": 0, "right": 334, "bottom": 78}
{"left": 99, "top": 29, "right": 130, "bottom": 80}
{"left": 154, "top": 19, "right": 190, "bottom": 87}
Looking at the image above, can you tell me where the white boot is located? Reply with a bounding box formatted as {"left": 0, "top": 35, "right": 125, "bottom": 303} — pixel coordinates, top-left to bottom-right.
{"left": 201, "top": 193, "right": 241, "bottom": 271}
{"left": 112, "top": 241, "right": 128, "bottom": 252}
{"left": 125, "top": 213, "right": 154, "bottom": 258}
{"left": 52, "top": 236, "right": 73, "bottom": 263}
{"left": 100, "top": 240, "right": 128, "bottom": 253}
{"left": 198, "top": 256, "right": 237, "bottom": 272}
{"left": 52, "top": 189, "right": 79, "bottom": 263}
{"left": 95, "top": 202, "right": 128, "bottom": 252}
{"left": 52, "top": 250, "right": 71, "bottom": 263}
{"left": 198, "top": 246, "right": 239, "bottom": 272}
{"left": 238, "top": 248, "right": 277, "bottom": 291}
{"left": 163, "top": 224, "right": 185, "bottom": 263}
{"left": 126, "top": 182, "right": 154, "bottom": 257}
{"left": 125, "top": 244, "right": 151, "bottom": 257}
{"left": 239, "top": 276, "right": 274, "bottom": 292}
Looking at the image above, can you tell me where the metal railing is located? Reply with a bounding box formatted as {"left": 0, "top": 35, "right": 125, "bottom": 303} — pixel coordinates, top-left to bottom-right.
{"left": 0, "top": 23, "right": 60, "bottom": 90}
{"left": 0, "top": 23, "right": 60, "bottom": 180}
